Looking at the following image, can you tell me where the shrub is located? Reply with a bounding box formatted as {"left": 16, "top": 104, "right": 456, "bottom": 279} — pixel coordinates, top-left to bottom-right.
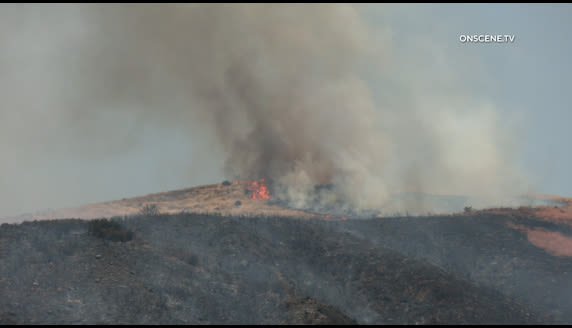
{"left": 222, "top": 180, "right": 232, "bottom": 186}
{"left": 464, "top": 206, "right": 473, "bottom": 213}
{"left": 139, "top": 204, "right": 160, "bottom": 216}
{"left": 87, "top": 218, "right": 134, "bottom": 242}
{"left": 186, "top": 253, "right": 199, "bottom": 266}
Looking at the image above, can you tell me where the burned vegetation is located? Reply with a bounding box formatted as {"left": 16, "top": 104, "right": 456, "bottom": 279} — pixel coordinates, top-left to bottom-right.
{"left": 1, "top": 211, "right": 565, "bottom": 324}
{"left": 87, "top": 218, "right": 134, "bottom": 242}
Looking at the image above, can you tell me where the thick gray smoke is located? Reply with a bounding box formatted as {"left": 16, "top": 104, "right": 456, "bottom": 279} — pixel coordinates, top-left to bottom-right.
{"left": 0, "top": 4, "right": 530, "bottom": 215}
{"left": 74, "top": 4, "right": 391, "bottom": 210}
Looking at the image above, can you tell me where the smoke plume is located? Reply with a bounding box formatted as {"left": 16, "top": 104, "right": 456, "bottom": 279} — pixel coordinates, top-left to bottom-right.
{"left": 0, "top": 4, "right": 529, "bottom": 215}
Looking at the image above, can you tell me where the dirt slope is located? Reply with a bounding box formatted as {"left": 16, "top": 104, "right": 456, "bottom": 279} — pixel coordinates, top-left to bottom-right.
{"left": 5, "top": 183, "right": 570, "bottom": 224}
{"left": 1, "top": 181, "right": 320, "bottom": 224}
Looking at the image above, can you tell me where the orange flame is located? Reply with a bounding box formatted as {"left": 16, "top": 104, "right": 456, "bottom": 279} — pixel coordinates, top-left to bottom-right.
{"left": 247, "top": 178, "right": 271, "bottom": 200}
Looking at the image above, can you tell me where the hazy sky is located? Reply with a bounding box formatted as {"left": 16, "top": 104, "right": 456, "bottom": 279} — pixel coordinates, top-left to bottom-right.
{"left": 1, "top": 4, "right": 571, "bottom": 217}
{"left": 379, "top": 3, "right": 572, "bottom": 195}
{"left": 436, "top": 4, "right": 572, "bottom": 197}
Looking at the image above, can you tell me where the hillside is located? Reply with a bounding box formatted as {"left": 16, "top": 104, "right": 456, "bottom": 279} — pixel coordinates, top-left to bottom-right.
{"left": 1, "top": 182, "right": 572, "bottom": 324}
{"left": 0, "top": 181, "right": 321, "bottom": 224}
{"left": 0, "top": 213, "right": 549, "bottom": 324}
{"left": 3, "top": 181, "right": 571, "bottom": 260}
{"left": 4, "top": 181, "right": 570, "bottom": 224}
